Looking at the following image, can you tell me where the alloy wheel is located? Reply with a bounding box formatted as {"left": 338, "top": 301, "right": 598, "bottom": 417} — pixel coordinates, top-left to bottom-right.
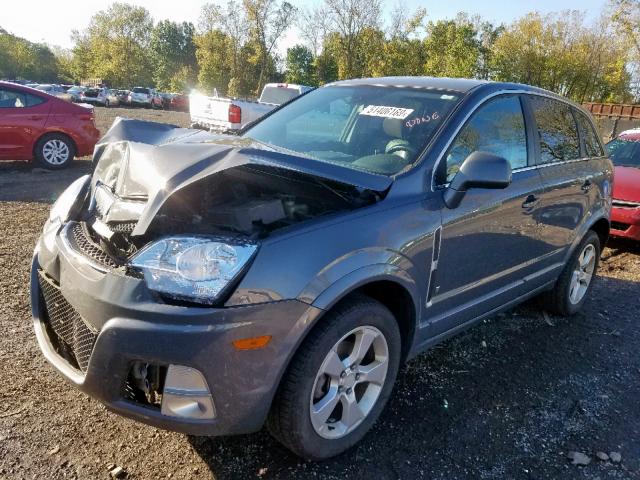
{"left": 309, "top": 326, "right": 389, "bottom": 439}
{"left": 42, "top": 139, "right": 70, "bottom": 166}
{"left": 569, "top": 243, "right": 596, "bottom": 304}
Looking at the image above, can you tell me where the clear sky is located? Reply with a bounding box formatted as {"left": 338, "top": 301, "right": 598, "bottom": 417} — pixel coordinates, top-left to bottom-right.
{"left": 1, "top": 0, "right": 609, "bottom": 55}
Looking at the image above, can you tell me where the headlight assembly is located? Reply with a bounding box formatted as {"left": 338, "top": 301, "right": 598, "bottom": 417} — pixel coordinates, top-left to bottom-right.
{"left": 129, "top": 237, "right": 257, "bottom": 305}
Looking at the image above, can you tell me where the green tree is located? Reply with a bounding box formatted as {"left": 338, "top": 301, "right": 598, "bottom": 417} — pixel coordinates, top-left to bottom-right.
{"left": 150, "top": 20, "right": 197, "bottom": 91}
{"left": 323, "top": 0, "right": 382, "bottom": 79}
{"left": 423, "top": 19, "right": 481, "bottom": 78}
{"left": 0, "top": 28, "right": 59, "bottom": 81}
{"left": 490, "top": 11, "right": 631, "bottom": 102}
{"left": 72, "top": 3, "right": 154, "bottom": 87}
{"left": 195, "top": 29, "right": 234, "bottom": 95}
{"left": 243, "top": 0, "right": 297, "bottom": 94}
{"left": 285, "top": 45, "right": 315, "bottom": 85}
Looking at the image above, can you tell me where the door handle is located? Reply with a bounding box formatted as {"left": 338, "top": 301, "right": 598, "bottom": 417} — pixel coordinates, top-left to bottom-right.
{"left": 581, "top": 180, "right": 592, "bottom": 192}
{"left": 522, "top": 194, "right": 539, "bottom": 209}
{"left": 29, "top": 115, "right": 43, "bottom": 121}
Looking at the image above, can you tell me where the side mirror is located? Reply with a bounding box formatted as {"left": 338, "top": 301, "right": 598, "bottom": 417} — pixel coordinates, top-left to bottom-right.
{"left": 443, "top": 151, "right": 512, "bottom": 209}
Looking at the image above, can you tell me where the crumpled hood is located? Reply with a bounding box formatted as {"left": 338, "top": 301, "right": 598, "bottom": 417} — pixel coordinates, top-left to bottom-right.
{"left": 91, "top": 118, "right": 392, "bottom": 236}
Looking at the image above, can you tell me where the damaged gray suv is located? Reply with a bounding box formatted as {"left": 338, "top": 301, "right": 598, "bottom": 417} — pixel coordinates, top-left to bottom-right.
{"left": 31, "top": 77, "right": 613, "bottom": 459}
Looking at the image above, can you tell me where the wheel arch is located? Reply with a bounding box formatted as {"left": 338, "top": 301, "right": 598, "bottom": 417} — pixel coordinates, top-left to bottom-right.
{"left": 589, "top": 217, "right": 610, "bottom": 251}
{"left": 32, "top": 130, "right": 78, "bottom": 160}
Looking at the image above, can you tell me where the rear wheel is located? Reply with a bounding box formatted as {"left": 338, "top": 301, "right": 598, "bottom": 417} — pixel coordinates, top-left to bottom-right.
{"left": 540, "top": 230, "right": 600, "bottom": 316}
{"left": 35, "top": 133, "right": 75, "bottom": 169}
{"left": 268, "top": 295, "right": 401, "bottom": 460}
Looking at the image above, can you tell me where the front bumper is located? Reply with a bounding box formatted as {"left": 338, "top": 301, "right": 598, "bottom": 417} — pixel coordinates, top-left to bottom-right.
{"left": 610, "top": 204, "right": 640, "bottom": 240}
{"left": 31, "top": 221, "right": 323, "bottom": 435}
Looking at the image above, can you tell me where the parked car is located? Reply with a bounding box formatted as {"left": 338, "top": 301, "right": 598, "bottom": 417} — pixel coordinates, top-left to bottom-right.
{"left": 0, "top": 81, "right": 100, "bottom": 168}
{"left": 117, "top": 89, "right": 130, "bottom": 106}
{"left": 67, "top": 86, "right": 86, "bottom": 103}
{"left": 107, "top": 89, "right": 121, "bottom": 107}
{"left": 80, "top": 87, "right": 111, "bottom": 107}
{"left": 35, "top": 84, "right": 66, "bottom": 98}
{"left": 169, "top": 93, "right": 188, "bottom": 112}
{"left": 190, "top": 83, "right": 313, "bottom": 133}
{"left": 128, "top": 87, "right": 162, "bottom": 108}
{"left": 30, "top": 77, "right": 612, "bottom": 460}
{"left": 159, "top": 92, "right": 173, "bottom": 109}
{"left": 605, "top": 129, "right": 640, "bottom": 240}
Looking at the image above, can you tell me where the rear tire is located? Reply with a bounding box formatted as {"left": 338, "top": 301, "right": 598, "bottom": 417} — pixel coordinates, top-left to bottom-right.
{"left": 34, "top": 133, "right": 75, "bottom": 169}
{"left": 267, "top": 295, "right": 401, "bottom": 460}
{"left": 540, "top": 231, "right": 600, "bottom": 316}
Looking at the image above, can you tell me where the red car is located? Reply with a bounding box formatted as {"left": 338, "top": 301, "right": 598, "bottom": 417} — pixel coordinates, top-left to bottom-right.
{"left": 606, "top": 129, "right": 640, "bottom": 240}
{"left": 0, "top": 81, "right": 100, "bottom": 169}
{"left": 170, "top": 93, "right": 189, "bottom": 112}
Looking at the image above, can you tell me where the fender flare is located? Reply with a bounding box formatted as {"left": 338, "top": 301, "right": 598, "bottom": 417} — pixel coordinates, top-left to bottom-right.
{"left": 310, "top": 263, "right": 420, "bottom": 315}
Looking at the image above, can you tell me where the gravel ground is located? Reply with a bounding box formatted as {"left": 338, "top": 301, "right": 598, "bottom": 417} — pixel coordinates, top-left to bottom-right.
{"left": 1, "top": 108, "right": 639, "bottom": 479}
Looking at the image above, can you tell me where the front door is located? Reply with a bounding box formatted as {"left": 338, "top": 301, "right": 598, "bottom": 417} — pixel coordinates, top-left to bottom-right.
{"left": 427, "top": 94, "right": 546, "bottom": 336}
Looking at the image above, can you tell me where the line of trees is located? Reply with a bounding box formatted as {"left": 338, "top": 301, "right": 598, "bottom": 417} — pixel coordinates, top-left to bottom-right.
{"left": 1, "top": 0, "right": 640, "bottom": 103}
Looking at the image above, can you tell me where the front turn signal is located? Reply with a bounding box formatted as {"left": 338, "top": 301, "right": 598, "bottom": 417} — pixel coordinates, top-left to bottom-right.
{"left": 232, "top": 335, "right": 272, "bottom": 350}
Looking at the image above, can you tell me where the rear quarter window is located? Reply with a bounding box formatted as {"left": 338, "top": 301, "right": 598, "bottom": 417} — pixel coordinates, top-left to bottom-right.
{"left": 530, "top": 96, "right": 580, "bottom": 163}
{"left": 575, "top": 111, "right": 605, "bottom": 157}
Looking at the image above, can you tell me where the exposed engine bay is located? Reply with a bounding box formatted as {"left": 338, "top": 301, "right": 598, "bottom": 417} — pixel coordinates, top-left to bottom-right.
{"left": 71, "top": 118, "right": 390, "bottom": 269}
{"left": 80, "top": 163, "right": 380, "bottom": 266}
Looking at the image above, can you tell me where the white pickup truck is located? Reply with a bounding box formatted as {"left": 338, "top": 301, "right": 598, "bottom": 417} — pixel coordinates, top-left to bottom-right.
{"left": 189, "top": 83, "right": 313, "bottom": 133}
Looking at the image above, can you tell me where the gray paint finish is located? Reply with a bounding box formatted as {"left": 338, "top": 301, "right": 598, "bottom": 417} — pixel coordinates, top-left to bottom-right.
{"left": 30, "top": 77, "right": 613, "bottom": 436}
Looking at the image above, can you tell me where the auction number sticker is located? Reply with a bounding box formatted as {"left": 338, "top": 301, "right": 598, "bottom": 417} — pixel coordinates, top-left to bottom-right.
{"left": 360, "top": 105, "right": 414, "bottom": 119}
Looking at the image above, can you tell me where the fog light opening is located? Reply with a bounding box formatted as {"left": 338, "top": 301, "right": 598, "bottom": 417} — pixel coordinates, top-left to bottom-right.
{"left": 124, "top": 362, "right": 166, "bottom": 408}
{"left": 160, "top": 365, "right": 216, "bottom": 420}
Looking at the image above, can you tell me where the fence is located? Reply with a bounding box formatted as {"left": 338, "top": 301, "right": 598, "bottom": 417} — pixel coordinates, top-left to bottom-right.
{"left": 583, "top": 102, "right": 640, "bottom": 120}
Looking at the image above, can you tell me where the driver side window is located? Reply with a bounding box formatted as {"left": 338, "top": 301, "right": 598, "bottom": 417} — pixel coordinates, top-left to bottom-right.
{"left": 445, "top": 96, "right": 528, "bottom": 182}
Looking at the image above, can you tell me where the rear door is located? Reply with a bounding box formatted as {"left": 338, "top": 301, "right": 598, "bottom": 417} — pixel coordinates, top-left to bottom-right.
{"left": 526, "top": 95, "right": 593, "bottom": 268}
{"left": 0, "top": 87, "right": 50, "bottom": 160}
{"left": 427, "top": 94, "right": 547, "bottom": 335}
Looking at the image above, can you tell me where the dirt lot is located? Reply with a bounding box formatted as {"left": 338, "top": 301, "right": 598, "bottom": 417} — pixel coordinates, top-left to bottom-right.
{"left": 1, "top": 108, "right": 639, "bottom": 480}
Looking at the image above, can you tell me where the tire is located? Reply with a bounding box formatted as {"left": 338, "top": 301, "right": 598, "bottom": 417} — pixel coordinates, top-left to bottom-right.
{"left": 104, "top": 99, "right": 109, "bottom": 108}
{"left": 268, "top": 295, "right": 401, "bottom": 460}
{"left": 34, "top": 133, "right": 75, "bottom": 170}
{"left": 540, "top": 230, "right": 600, "bottom": 316}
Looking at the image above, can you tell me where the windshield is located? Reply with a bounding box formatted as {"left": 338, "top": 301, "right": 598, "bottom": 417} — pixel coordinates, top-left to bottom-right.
{"left": 133, "top": 87, "right": 149, "bottom": 94}
{"left": 244, "top": 85, "right": 461, "bottom": 175}
{"left": 606, "top": 138, "right": 640, "bottom": 168}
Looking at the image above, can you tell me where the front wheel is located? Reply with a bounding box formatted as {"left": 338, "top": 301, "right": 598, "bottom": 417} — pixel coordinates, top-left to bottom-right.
{"left": 540, "top": 230, "right": 600, "bottom": 316}
{"left": 268, "top": 295, "right": 401, "bottom": 460}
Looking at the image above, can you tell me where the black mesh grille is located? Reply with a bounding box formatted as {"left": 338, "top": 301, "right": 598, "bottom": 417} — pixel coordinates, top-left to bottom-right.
{"left": 69, "top": 222, "right": 120, "bottom": 269}
{"left": 37, "top": 270, "right": 98, "bottom": 372}
{"left": 109, "top": 222, "right": 136, "bottom": 234}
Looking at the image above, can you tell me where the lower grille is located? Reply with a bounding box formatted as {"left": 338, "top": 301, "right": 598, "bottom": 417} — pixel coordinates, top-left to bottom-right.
{"left": 69, "top": 222, "right": 120, "bottom": 269}
{"left": 37, "top": 270, "right": 98, "bottom": 372}
{"left": 611, "top": 221, "right": 630, "bottom": 232}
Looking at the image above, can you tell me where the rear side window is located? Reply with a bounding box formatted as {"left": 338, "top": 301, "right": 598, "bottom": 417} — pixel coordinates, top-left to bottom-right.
{"left": 444, "top": 95, "right": 528, "bottom": 182}
{"left": 260, "top": 86, "right": 300, "bottom": 105}
{"left": 575, "top": 111, "right": 604, "bottom": 157}
{"left": 25, "top": 94, "right": 45, "bottom": 107}
{"left": 530, "top": 97, "right": 580, "bottom": 163}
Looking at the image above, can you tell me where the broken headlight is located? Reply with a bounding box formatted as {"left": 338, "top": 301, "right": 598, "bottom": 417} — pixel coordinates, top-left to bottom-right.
{"left": 129, "top": 237, "right": 257, "bottom": 305}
